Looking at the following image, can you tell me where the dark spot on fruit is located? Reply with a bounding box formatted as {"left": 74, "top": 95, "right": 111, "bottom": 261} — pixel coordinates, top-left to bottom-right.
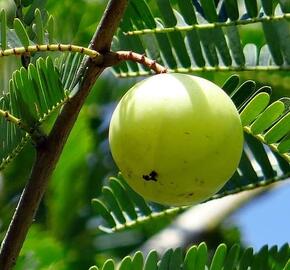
{"left": 184, "top": 131, "right": 190, "bottom": 135}
{"left": 188, "top": 192, "right": 194, "bottom": 196}
{"left": 143, "top": 170, "right": 158, "bottom": 182}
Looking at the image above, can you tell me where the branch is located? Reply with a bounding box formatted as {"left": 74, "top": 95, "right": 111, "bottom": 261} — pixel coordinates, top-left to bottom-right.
{"left": 116, "top": 51, "right": 168, "bottom": 74}
{"left": 0, "top": 1, "right": 128, "bottom": 269}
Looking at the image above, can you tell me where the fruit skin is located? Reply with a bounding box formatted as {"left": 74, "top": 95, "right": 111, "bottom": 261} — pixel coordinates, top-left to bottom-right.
{"left": 109, "top": 73, "right": 243, "bottom": 206}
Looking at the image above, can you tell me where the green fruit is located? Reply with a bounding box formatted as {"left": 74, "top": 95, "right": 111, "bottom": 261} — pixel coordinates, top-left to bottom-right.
{"left": 109, "top": 73, "right": 243, "bottom": 206}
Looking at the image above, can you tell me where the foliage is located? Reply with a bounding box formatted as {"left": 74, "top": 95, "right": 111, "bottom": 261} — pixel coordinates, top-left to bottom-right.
{"left": 89, "top": 242, "right": 290, "bottom": 270}
{"left": 0, "top": 0, "right": 289, "bottom": 269}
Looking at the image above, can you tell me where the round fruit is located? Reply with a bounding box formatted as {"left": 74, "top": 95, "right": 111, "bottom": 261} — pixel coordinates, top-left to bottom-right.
{"left": 109, "top": 73, "right": 243, "bottom": 206}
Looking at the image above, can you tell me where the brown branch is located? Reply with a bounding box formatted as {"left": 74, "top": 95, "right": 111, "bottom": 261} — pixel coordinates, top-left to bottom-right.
{"left": 98, "top": 50, "right": 168, "bottom": 73}
{"left": 0, "top": 1, "right": 128, "bottom": 269}
{"left": 116, "top": 51, "right": 168, "bottom": 74}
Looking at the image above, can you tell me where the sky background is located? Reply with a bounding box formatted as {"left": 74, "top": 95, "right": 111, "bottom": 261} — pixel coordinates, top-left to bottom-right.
{"left": 232, "top": 180, "right": 290, "bottom": 251}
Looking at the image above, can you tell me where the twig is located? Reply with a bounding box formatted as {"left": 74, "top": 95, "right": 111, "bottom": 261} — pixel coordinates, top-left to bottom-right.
{"left": 0, "top": 44, "right": 102, "bottom": 59}
{"left": 0, "top": 1, "right": 128, "bottom": 269}
{"left": 116, "top": 51, "right": 167, "bottom": 74}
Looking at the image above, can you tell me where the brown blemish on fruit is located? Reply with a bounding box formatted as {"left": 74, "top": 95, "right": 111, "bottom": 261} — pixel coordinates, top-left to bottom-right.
{"left": 184, "top": 131, "right": 190, "bottom": 135}
{"left": 143, "top": 170, "right": 158, "bottom": 182}
{"left": 177, "top": 192, "right": 194, "bottom": 197}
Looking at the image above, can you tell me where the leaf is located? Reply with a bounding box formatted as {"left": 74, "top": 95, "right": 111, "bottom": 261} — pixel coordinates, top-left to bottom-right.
{"left": 111, "top": 0, "right": 290, "bottom": 77}
{"left": 34, "top": 8, "right": 45, "bottom": 44}
{"left": 47, "top": 15, "right": 55, "bottom": 44}
{"left": 0, "top": 9, "right": 55, "bottom": 53}
{"left": 144, "top": 250, "right": 158, "bottom": 270}
{"left": 23, "top": 0, "right": 47, "bottom": 26}
{"left": 209, "top": 244, "right": 227, "bottom": 270}
{"left": 13, "top": 18, "right": 30, "bottom": 47}
{"left": 1, "top": 9, "right": 7, "bottom": 50}
{"left": 0, "top": 57, "right": 67, "bottom": 171}
{"left": 88, "top": 243, "right": 290, "bottom": 270}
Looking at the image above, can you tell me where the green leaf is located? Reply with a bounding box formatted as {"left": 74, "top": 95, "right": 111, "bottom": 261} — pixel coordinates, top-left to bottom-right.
{"left": 0, "top": 57, "right": 67, "bottom": 171}
{"left": 169, "top": 248, "right": 183, "bottom": 270}
{"left": 109, "top": 178, "right": 137, "bottom": 220}
{"left": 112, "top": 0, "right": 290, "bottom": 77}
{"left": 158, "top": 249, "right": 173, "bottom": 270}
{"left": 223, "top": 244, "right": 240, "bottom": 269}
{"left": 183, "top": 245, "right": 197, "bottom": 270}
{"left": 200, "top": 0, "right": 218, "bottom": 22}
{"left": 240, "top": 92, "right": 271, "bottom": 126}
{"left": 224, "top": 0, "right": 239, "bottom": 20}
{"left": 251, "top": 99, "right": 286, "bottom": 135}
{"left": 21, "top": 0, "right": 34, "bottom": 7}
{"left": 34, "top": 8, "right": 44, "bottom": 44}
{"left": 195, "top": 243, "right": 208, "bottom": 270}
{"left": 239, "top": 248, "right": 254, "bottom": 270}
{"left": 1, "top": 9, "right": 7, "bottom": 50}
{"left": 244, "top": 0, "right": 258, "bottom": 18}
{"left": 92, "top": 199, "right": 116, "bottom": 229}
{"left": 144, "top": 250, "right": 158, "bottom": 270}
{"left": 47, "top": 15, "right": 55, "bottom": 44}
{"left": 264, "top": 112, "right": 290, "bottom": 144}
{"left": 278, "top": 133, "right": 290, "bottom": 153}
{"left": 222, "top": 74, "right": 240, "bottom": 96}
{"left": 89, "top": 243, "right": 290, "bottom": 270}
{"left": 131, "top": 252, "right": 144, "bottom": 269}
{"left": 23, "top": 0, "right": 47, "bottom": 25}
{"left": 13, "top": 18, "right": 30, "bottom": 47}
{"left": 209, "top": 244, "right": 227, "bottom": 270}
{"left": 119, "top": 256, "right": 132, "bottom": 270}
{"left": 102, "top": 186, "right": 126, "bottom": 224}
{"left": 261, "top": 0, "right": 275, "bottom": 15}
{"left": 102, "top": 259, "right": 115, "bottom": 270}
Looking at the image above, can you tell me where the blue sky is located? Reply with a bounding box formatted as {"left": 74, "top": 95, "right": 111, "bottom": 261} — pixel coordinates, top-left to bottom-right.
{"left": 232, "top": 181, "right": 290, "bottom": 251}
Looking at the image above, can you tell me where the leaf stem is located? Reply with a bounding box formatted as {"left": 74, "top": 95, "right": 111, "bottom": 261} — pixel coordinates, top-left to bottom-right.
{"left": 116, "top": 51, "right": 168, "bottom": 74}
{"left": 126, "top": 13, "right": 290, "bottom": 36}
{"left": 0, "top": 44, "right": 102, "bottom": 59}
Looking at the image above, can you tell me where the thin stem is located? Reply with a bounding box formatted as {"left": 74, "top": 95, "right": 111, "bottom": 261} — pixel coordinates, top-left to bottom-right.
{"left": 0, "top": 110, "right": 23, "bottom": 128}
{"left": 115, "top": 65, "right": 290, "bottom": 78}
{"left": 116, "top": 51, "right": 168, "bottom": 74}
{"left": 0, "top": 1, "right": 128, "bottom": 269}
{"left": 0, "top": 44, "right": 102, "bottom": 59}
{"left": 126, "top": 13, "right": 290, "bottom": 36}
